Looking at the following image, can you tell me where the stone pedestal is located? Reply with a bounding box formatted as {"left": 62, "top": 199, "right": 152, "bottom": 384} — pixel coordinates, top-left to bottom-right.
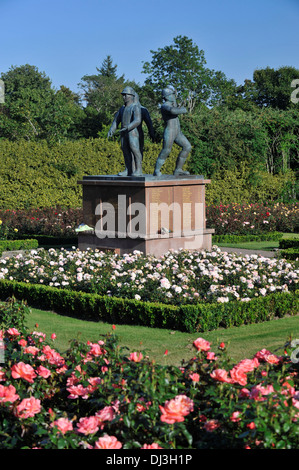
{"left": 77, "top": 175, "right": 214, "bottom": 257}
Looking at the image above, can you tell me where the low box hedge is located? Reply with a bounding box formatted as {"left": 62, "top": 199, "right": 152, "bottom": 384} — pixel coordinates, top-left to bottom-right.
{"left": 15, "top": 234, "right": 78, "bottom": 246}
{"left": 0, "top": 279, "right": 297, "bottom": 333}
{"left": 279, "top": 238, "right": 299, "bottom": 249}
{"left": 213, "top": 232, "right": 283, "bottom": 244}
{"left": 0, "top": 239, "right": 38, "bottom": 256}
{"left": 280, "top": 248, "right": 299, "bottom": 261}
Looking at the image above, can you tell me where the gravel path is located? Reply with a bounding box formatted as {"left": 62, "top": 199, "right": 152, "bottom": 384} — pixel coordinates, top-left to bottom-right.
{"left": 218, "top": 246, "right": 277, "bottom": 258}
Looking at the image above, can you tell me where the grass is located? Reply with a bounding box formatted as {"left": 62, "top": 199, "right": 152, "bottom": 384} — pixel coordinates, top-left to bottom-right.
{"left": 25, "top": 307, "right": 299, "bottom": 367}
{"left": 216, "top": 241, "right": 279, "bottom": 251}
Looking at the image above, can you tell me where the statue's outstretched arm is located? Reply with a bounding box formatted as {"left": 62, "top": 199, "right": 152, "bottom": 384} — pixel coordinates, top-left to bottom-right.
{"left": 108, "top": 109, "right": 121, "bottom": 137}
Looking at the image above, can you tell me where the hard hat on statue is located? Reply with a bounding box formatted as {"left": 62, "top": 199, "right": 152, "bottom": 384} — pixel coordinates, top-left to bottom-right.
{"left": 162, "top": 87, "right": 176, "bottom": 99}
{"left": 121, "top": 86, "right": 136, "bottom": 96}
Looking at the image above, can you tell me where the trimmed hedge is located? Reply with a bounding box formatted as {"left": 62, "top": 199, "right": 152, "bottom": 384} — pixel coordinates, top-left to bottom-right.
{"left": 279, "top": 238, "right": 299, "bottom": 249}
{"left": 0, "top": 239, "right": 38, "bottom": 256}
{"left": 213, "top": 232, "right": 283, "bottom": 244}
{"left": 0, "top": 138, "right": 179, "bottom": 209}
{"left": 280, "top": 248, "right": 299, "bottom": 261}
{"left": 0, "top": 138, "right": 297, "bottom": 210}
{"left": 0, "top": 279, "right": 297, "bottom": 333}
{"left": 15, "top": 234, "right": 78, "bottom": 246}
{"left": 278, "top": 238, "right": 299, "bottom": 260}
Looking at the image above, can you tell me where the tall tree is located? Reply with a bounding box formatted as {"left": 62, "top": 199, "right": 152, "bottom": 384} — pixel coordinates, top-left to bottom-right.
{"left": 98, "top": 55, "right": 118, "bottom": 78}
{"left": 142, "top": 35, "right": 236, "bottom": 112}
{"left": 242, "top": 66, "right": 299, "bottom": 110}
{"left": 78, "top": 55, "right": 130, "bottom": 137}
{"left": 0, "top": 64, "right": 83, "bottom": 142}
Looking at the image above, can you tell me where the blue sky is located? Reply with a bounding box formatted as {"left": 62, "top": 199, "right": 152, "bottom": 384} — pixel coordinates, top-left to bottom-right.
{"left": 1, "top": 0, "right": 298, "bottom": 95}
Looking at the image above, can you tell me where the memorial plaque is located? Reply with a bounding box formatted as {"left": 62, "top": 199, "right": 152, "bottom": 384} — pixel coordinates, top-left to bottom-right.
{"left": 147, "top": 186, "right": 173, "bottom": 236}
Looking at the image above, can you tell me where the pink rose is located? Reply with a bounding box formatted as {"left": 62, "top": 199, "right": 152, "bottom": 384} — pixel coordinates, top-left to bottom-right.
{"left": 204, "top": 419, "right": 220, "bottom": 432}
{"left": 193, "top": 337, "right": 211, "bottom": 352}
{"left": 189, "top": 372, "right": 200, "bottom": 382}
{"left": 94, "top": 435, "right": 122, "bottom": 449}
{"left": 51, "top": 417, "right": 73, "bottom": 434}
{"left": 141, "top": 443, "right": 163, "bottom": 449}
{"left": 96, "top": 406, "right": 115, "bottom": 422}
{"left": 206, "top": 352, "right": 218, "bottom": 360}
{"left": 160, "top": 394, "right": 194, "bottom": 424}
{"left": 76, "top": 416, "right": 99, "bottom": 435}
{"left": 88, "top": 342, "right": 104, "bottom": 356}
{"left": 67, "top": 384, "right": 89, "bottom": 399}
{"left": 236, "top": 358, "right": 259, "bottom": 373}
{"left": 0, "top": 384, "right": 19, "bottom": 403}
{"left": 15, "top": 397, "right": 41, "bottom": 419}
{"left": 264, "top": 354, "right": 282, "bottom": 365}
{"left": 23, "top": 346, "right": 40, "bottom": 356}
{"left": 36, "top": 365, "right": 52, "bottom": 378}
{"left": 230, "top": 366, "right": 248, "bottom": 386}
{"left": 129, "top": 352, "right": 143, "bottom": 362}
{"left": 210, "top": 368, "right": 232, "bottom": 383}
{"left": 254, "top": 348, "right": 281, "bottom": 364}
{"left": 7, "top": 328, "right": 20, "bottom": 336}
{"left": 249, "top": 384, "right": 274, "bottom": 401}
{"left": 11, "top": 362, "right": 37, "bottom": 383}
{"left": 230, "top": 411, "right": 241, "bottom": 422}
{"left": 42, "top": 345, "right": 65, "bottom": 366}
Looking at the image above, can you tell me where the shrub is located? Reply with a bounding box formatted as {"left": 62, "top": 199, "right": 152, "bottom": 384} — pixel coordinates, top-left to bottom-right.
{"left": 0, "top": 207, "right": 82, "bottom": 237}
{"left": 0, "top": 247, "right": 297, "bottom": 307}
{"left": 0, "top": 279, "right": 297, "bottom": 333}
{"left": 279, "top": 249, "right": 299, "bottom": 261}
{"left": 206, "top": 202, "right": 299, "bottom": 235}
{"left": 0, "top": 239, "right": 38, "bottom": 256}
{"left": 279, "top": 238, "right": 299, "bottom": 250}
{"left": 212, "top": 232, "right": 283, "bottom": 244}
{"left": 0, "top": 324, "right": 298, "bottom": 449}
{"left": 0, "top": 139, "right": 179, "bottom": 209}
{"left": 205, "top": 165, "right": 297, "bottom": 206}
{"left": 0, "top": 296, "right": 30, "bottom": 330}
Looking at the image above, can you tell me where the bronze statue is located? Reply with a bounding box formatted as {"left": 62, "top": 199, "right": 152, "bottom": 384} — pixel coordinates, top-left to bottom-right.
{"left": 108, "top": 86, "right": 154, "bottom": 176}
{"left": 154, "top": 87, "right": 191, "bottom": 176}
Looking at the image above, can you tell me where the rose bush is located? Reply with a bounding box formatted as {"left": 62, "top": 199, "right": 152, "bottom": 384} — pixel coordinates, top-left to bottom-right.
{"left": 0, "top": 247, "right": 297, "bottom": 306}
{"left": 0, "top": 203, "right": 297, "bottom": 239}
{"left": 0, "top": 323, "right": 298, "bottom": 449}
{"left": 206, "top": 202, "right": 299, "bottom": 235}
{"left": 0, "top": 207, "right": 82, "bottom": 238}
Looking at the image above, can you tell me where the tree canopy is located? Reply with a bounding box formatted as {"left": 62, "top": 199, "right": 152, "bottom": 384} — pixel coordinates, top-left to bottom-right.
{"left": 0, "top": 38, "right": 298, "bottom": 182}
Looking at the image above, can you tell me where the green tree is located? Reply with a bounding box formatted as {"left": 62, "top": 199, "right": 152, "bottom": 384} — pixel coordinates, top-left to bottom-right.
{"left": 78, "top": 55, "right": 130, "bottom": 137}
{"left": 0, "top": 64, "right": 83, "bottom": 143}
{"left": 243, "top": 66, "right": 299, "bottom": 110}
{"left": 142, "top": 35, "right": 237, "bottom": 112}
{"left": 181, "top": 107, "right": 268, "bottom": 178}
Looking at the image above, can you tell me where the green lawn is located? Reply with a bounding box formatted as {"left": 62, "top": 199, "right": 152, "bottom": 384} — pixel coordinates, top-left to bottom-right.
{"left": 26, "top": 307, "right": 299, "bottom": 367}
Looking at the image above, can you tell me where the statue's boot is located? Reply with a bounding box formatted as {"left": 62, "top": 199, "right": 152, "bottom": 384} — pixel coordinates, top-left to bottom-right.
{"left": 153, "top": 158, "right": 165, "bottom": 177}
{"left": 173, "top": 156, "right": 190, "bottom": 176}
{"left": 118, "top": 168, "right": 128, "bottom": 176}
{"left": 132, "top": 159, "right": 143, "bottom": 176}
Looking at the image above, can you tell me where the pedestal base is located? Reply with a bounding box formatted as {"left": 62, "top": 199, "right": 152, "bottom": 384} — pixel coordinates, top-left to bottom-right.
{"left": 77, "top": 174, "right": 214, "bottom": 257}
